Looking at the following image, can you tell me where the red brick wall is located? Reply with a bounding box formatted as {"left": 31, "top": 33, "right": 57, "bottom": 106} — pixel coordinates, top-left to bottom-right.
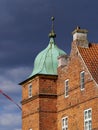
{"left": 22, "top": 76, "right": 39, "bottom": 100}
{"left": 22, "top": 113, "right": 39, "bottom": 130}
{"left": 57, "top": 98, "right": 98, "bottom": 130}
{"left": 39, "top": 112, "right": 57, "bottom": 130}
{"left": 21, "top": 75, "right": 57, "bottom": 130}
{"left": 21, "top": 41, "right": 98, "bottom": 130}
{"left": 57, "top": 42, "right": 98, "bottom": 130}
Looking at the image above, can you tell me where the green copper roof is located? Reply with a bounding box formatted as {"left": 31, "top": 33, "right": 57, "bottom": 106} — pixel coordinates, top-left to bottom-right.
{"left": 29, "top": 37, "right": 66, "bottom": 77}
{"left": 29, "top": 17, "right": 66, "bottom": 77}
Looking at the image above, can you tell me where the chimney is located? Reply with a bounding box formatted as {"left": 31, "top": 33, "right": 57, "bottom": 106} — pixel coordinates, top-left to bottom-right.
{"left": 58, "top": 54, "right": 68, "bottom": 67}
{"left": 72, "top": 26, "right": 89, "bottom": 48}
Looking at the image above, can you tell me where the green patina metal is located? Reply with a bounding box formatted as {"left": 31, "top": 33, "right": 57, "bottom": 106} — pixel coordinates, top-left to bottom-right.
{"left": 29, "top": 37, "right": 66, "bottom": 77}
{"left": 29, "top": 17, "right": 66, "bottom": 77}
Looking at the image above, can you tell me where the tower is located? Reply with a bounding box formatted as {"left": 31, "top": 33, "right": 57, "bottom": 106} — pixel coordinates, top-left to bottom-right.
{"left": 19, "top": 17, "right": 66, "bottom": 130}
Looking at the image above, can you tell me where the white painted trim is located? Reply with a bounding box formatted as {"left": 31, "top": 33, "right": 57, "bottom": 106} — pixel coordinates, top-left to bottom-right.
{"left": 65, "top": 79, "right": 69, "bottom": 98}
{"left": 62, "top": 116, "right": 68, "bottom": 130}
{"left": 80, "top": 71, "right": 85, "bottom": 91}
{"left": 84, "top": 108, "right": 92, "bottom": 130}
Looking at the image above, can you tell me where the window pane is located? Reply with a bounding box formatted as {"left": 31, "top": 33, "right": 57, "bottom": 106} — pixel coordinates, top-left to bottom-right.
{"left": 85, "top": 111, "right": 88, "bottom": 119}
{"left": 28, "top": 85, "right": 32, "bottom": 97}
{"left": 89, "top": 120, "right": 92, "bottom": 130}
{"left": 65, "top": 80, "right": 69, "bottom": 97}
{"left": 80, "top": 71, "right": 85, "bottom": 90}
{"left": 84, "top": 109, "right": 92, "bottom": 130}
{"left": 62, "top": 117, "right": 68, "bottom": 130}
{"left": 66, "top": 81, "right": 68, "bottom": 85}
{"left": 62, "top": 119, "right": 65, "bottom": 126}
{"left": 88, "top": 110, "right": 91, "bottom": 118}
{"left": 66, "top": 87, "right": 68, "bottom": 96}
{"left": 85, "top": 121, "right": 88, "bottom": 130}
{"left": 65, "top": 118, "right": 68, "bottom": 125}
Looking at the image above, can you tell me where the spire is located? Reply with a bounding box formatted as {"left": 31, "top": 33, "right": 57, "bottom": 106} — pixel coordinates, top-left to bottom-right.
{"left": 49, "top": 16, "right": 56, "bottom": 38}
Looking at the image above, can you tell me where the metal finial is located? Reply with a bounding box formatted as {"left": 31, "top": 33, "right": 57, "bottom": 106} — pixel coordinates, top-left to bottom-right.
{"left": 51, "top": 16, "right": 55, "bottom": 31}
{"left": 51, "top": 16, "right": 55, "bottom": 21}
{"left": 77, "top": 26, "right": 80, "bottom": 30}
{"left": 49, "top": 16, "right": 56, "bottom": 38}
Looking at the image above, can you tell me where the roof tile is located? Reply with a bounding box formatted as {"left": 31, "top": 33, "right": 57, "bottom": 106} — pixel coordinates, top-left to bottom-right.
{"left": 78, "top": 44, "right": 98, "bottom": 84}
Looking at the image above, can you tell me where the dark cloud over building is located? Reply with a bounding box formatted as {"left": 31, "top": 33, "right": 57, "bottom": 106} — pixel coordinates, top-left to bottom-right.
{"left": 0, "top": 0, "right": 98, "bottom": 129}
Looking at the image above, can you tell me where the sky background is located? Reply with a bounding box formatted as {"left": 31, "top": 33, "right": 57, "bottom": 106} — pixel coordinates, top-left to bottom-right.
{"left": 0, "top": 0, "right": 98, "bottom": 130}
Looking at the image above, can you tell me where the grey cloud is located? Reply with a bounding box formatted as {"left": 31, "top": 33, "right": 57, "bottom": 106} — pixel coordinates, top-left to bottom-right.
{"left": 0, "top": 0, "right": 98, "bottom": 130}
{"left": 0, "top": 113, "right": 21, "bottom": 128}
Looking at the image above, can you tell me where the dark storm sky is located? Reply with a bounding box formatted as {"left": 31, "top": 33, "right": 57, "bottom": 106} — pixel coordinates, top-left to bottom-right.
{"left": 0, "top": 0, "right": 98, "bottom": 130}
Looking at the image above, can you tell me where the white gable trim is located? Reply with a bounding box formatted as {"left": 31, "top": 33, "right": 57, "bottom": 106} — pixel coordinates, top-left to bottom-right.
{"left": 76, "top": 46, "right": 98, "bottom": 87}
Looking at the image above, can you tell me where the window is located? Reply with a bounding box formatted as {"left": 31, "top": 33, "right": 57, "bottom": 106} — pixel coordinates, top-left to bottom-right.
{"left": 80, "top": 71, "right": 85, "bottom": 90}
{"left": 84, "top": 108, "right": 92, "bottom": 130}
{"left": 65, "top": 80, "right": 69, "bottom": 97}
{"left": 28, "top": 84, "right": 32, "bottom": 98}
{"left": 62, "top": 117, "right": 68, "bottom": 130}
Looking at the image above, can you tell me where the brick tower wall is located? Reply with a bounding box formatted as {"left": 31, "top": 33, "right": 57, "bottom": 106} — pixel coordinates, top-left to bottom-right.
{"left": 21, "top": 75, "right": 57, "bottom": 130}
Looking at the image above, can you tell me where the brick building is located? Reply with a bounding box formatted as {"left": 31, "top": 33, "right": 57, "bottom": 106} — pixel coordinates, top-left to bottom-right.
{"left": 20, "top": 18, "right": 98, "bottom": 130}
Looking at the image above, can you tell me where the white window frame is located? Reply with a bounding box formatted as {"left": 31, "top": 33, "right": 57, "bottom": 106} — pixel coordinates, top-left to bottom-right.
{"left": 29, "top": 129, "right": 32, "bottom": 130}
{"left": 65, "top": 79, "right": 69, "bottom": 98}
{"left": 62, "top": 116, "right": 68, "bottom": 130}
{"left": 84, "top": 108, "right": 92, "bottom": 130}
{"left": 28, "top": 84, "right": 32, "bottom": 98}
{"left": 80, "top": 71, "right": 85, "bottom": 90}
